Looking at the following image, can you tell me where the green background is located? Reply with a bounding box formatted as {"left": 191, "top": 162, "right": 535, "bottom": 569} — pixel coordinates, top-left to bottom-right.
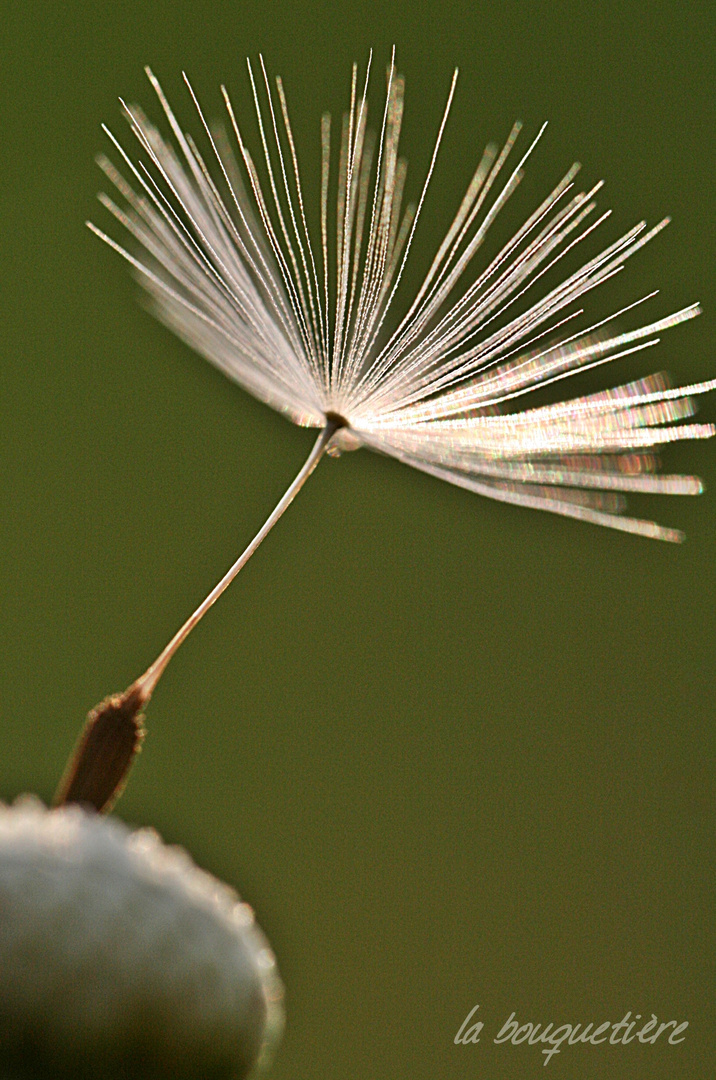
{"left": 1, "top": 1, "right": 713, "bottom": 1077}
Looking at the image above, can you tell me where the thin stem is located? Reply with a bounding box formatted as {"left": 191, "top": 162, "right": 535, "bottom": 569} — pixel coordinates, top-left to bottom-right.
{"left": 131, "top": 420, "right": 339, "bottom": 704}
{"left": 54, "top": 420, "right": 340, "bottom": 813}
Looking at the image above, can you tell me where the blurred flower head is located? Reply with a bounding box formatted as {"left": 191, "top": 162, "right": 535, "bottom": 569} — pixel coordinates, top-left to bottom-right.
{"left": 91, "top": 51, "right": 715, "bottom": 541}
{"left": 0, "top": 797, "right": 283, "bottom": 1079}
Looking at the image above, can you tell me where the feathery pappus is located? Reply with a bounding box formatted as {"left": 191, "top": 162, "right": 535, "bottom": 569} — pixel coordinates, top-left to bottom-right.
{"left": 89, "top": 50, "right": 715, "bottom": 562}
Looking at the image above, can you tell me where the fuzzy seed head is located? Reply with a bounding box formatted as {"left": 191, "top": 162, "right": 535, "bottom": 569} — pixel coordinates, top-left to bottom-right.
{"left": 0, "top": 797, "right": 283, "bottom": 1079}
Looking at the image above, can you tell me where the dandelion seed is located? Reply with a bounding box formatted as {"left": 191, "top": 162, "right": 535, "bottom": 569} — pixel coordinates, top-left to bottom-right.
{"left": 83, "top": 50, "right": 715, "bottom": 730}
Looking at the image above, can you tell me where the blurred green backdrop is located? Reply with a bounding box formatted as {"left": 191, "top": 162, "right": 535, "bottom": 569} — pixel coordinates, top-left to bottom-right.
{"left": 1, "top": 1, "right": 713, "bottom": 1077}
